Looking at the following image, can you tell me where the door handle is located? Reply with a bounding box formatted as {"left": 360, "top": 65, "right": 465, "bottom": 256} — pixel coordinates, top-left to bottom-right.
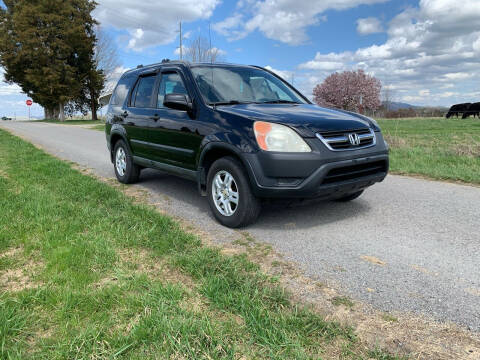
{"left": 151, "top": 114, "right": 160, "bottom": 121}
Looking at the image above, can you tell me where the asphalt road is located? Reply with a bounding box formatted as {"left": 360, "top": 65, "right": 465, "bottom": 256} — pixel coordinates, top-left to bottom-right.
{"left": 2, "top": 120, "right": 479, "bottom": 331}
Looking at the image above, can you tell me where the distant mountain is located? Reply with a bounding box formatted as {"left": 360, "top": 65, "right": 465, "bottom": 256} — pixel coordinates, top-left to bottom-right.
{"left": 382, "top": 101, "right": 420, "bottom": 110}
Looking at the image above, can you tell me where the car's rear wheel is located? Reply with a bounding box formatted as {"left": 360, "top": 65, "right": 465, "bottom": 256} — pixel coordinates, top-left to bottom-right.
{"left": 335, "top": 190, "right": 364, "bottom": 202}
{"left": 113, "top": 140, "right": 140, "bottom": 184}
{"left": 207, "top": 156, "right": 261, "bottom": 228}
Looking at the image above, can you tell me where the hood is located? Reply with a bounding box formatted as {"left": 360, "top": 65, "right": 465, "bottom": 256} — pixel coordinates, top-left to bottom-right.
{"left": 216, "top": 103, "right": 373, "bottom": 137}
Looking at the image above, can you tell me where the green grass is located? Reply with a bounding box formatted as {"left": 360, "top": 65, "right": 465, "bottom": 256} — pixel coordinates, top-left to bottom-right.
{"left": 0, "top": 128, "right": 406, "bottom": 360}
{"left": 91, "top": 124, "right": 106, "bottom": 131}
{"left": 377, "top": 117, "right": 480, "bottom": 184}
{"left": 35, "top": 119, "right": 103, "bottom": 125}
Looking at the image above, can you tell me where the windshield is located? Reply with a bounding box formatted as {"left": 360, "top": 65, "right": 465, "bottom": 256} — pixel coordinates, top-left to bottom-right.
{"left": 190, "top": 66, "right": 307, "bottom": 105}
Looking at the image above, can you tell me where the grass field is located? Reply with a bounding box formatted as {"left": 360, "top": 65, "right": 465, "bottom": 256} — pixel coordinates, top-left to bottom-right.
{"left": 0, "top": 128, "right": 403, "bottom": 359}
{"left": 36, "top": 119, "right": 103, "bottom": 125}
{"left": 91, "top": 123, "right": 106, "bottom": 131}
{"left": 377, "top": 117, "right": 480, "bottom": 184}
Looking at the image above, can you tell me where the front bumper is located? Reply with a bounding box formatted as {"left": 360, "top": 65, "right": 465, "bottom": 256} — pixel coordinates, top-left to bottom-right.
{"left": 242, "top": 131, "right": 389, "bottom": 199}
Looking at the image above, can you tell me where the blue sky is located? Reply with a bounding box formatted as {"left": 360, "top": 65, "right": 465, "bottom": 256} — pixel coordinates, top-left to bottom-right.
{"left": 2, "top": 0, "right": 480, "bottom": 118}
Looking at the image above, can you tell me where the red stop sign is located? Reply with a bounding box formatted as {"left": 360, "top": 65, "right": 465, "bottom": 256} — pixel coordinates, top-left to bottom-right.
{"left": 26, "top": 100, "right": 33, "bottom": 106}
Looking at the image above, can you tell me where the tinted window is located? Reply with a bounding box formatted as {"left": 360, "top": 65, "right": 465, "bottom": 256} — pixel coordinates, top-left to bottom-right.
{"left": 111, "top": 75, "right": 135, "bottom": 106}
{"left": 157, "top": 72, "right": 188, "bottom": 108}
{"left": 132, "top": 75, "right": 156, "bottom": 108}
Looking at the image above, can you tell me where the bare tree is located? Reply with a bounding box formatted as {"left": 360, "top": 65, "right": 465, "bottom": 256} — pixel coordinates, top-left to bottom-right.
{"left": 88, "top": 27, "right": 120, "bottom": 120}
{"left": 94, "top": 27, "right": 120, "bottom": 79}
{"left": 185, "top": 35, "right": 223, "bottom": 63}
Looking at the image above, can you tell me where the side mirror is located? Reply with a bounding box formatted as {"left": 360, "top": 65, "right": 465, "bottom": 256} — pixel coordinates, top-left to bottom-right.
{"left": 164, "top": 93, "right": 192, "bottom": 111}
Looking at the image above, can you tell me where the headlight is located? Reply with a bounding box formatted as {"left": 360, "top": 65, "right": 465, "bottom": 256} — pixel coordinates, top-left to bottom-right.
{"left": 253, "top": 121, "right": 311, "bottom": 152}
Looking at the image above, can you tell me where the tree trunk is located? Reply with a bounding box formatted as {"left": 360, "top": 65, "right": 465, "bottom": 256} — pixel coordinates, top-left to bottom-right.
{"left": 59, "top": 102, "right": 65, "bottom": 122}
{"left": 90, "top": 87, "right": 97, "bottom": 121}
{"left": 44, "top": 107, "right": 56, "bottom": 120}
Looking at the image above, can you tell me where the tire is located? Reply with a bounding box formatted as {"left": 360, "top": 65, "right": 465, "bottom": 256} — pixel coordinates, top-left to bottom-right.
{"left": 113, "top": 140, "right": 140, "bottom": 184}
{"left": 335, "top": 190, "right": 364, "bottom": 202}
{"left": 207, "top": 156, "right": 261, "bottom": 228}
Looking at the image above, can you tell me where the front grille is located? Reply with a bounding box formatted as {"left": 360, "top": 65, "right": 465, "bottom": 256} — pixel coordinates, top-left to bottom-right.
{"left": 321, "top": 160, "right": 387, "bottom": 185}
{"left": 316, "top": 128, "right": 375, "bottom": 151}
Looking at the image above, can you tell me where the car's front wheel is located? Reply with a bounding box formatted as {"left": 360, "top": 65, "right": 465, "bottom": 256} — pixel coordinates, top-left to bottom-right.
{"left": 207, "top": 156, "right": 261, "bottom": 228}
{"left": 113, "top": 140, "right": 140, "bottom": 184}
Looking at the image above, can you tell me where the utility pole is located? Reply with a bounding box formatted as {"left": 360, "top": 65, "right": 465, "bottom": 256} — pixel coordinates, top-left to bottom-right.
{"left": 179, "top": 21, "right": 183, "bottom": 60}
{"left": 209, "top": 22, "right": 212, "bottom": 63}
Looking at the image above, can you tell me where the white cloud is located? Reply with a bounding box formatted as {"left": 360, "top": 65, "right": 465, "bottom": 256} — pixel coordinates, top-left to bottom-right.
{"left": 173, "top": 46, "right": 226, "bottom": 57}
{"left": 299, "top": 59, "right": 345, "bottom": 71}
{"left": 296, "top": 0, "right": 480, "bottom": 106}
{"left": 438, "top": 91, "right": 457, "bottom": 98}
{"left": 212, "top": 13, "right": 247, "bottom": 41}
{"left": 264, "top": 65, "right": 293, "bottom": 82}
{"left": 443, "top": 72, "right": 471, "bottom": 80}
{"left": 213, "top": 0, "right": 388, "bottom": 45}
{"left": 441, "top": 83, "right": 455, "bottom": 89}
{"left": 0, "top": 69, "right": 22, "bottom": 95}
{"left": 174, "top": 45, "right": 188, "bottom": 56}
{"left": 356, "top": 17, "right": 383, "bottom": 35}
{"left": 94, "top": 0, "right": 220, "bottom": 50}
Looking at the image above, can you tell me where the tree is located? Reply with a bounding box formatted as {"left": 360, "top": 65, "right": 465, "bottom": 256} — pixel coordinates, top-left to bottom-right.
{"left": 313, "top": 69, "right": 381, "bottom": 113}
{"left": 185, "top": 35, "right": 223, "bottom": 63}
{"left": 66, "top": 27, "right": 119, "bottom": 120}
{"left": 94, "top": 27, "right": 120, "bottom": 80}
{"left": 0, "top": 0, "right": 101, "bottom": 121}
{"left": 90, "top": 27, "right": 119, "bottom": 120}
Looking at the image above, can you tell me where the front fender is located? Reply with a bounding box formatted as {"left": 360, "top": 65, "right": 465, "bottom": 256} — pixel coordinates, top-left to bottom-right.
{"left": 197, "top": 140, "right": 259, "bottom": 192}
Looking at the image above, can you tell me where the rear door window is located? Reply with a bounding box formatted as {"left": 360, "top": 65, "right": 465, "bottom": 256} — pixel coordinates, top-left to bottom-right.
{"left": 111, "top": 75, "right": 135, "bottom": 106}
{"left": 132, "top": 75, "right": 156, "bottom": 108}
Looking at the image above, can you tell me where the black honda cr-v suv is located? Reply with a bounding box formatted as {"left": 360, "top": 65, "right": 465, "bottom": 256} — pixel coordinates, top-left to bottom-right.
{"left": 105, "top": 61, "right": 389, "bottom": 227}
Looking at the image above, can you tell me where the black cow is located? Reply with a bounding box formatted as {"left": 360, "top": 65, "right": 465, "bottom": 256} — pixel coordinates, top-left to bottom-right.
{"left": 446, "top": 103, "right": 471, "bottom": 118}
{"left": 463, "top": 102, "right": 480, "bottom": 119}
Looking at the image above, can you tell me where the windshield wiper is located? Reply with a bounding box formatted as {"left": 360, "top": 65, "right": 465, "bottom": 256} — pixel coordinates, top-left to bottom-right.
{"left": 209, "top": 100, "right": 257, "bottom": 106}
{"left": 260, "top": 100, "right": 300, "bottom": 104}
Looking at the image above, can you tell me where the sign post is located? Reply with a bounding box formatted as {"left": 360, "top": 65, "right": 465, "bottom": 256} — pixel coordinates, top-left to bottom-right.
{"left": 26, "top": 99, "right": 32, "bottom": 121}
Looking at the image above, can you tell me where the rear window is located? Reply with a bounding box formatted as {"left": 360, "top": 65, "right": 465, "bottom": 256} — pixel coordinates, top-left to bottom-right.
{"left": 110, "top": 75, "right": 135, "bottom": 106}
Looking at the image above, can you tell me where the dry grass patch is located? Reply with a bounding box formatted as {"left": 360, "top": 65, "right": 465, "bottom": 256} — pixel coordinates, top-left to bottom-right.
{"left": 119, "top": 248, "right": 197, "bottom": 289}
{"left": 0, "top": 246, "right": 43, "bottom": 292}
{"left": 450, "top": 143, "right": 480, "bottom": 158}
{"left": 0, "top": 168, "right": 9, "bottom": 179}
{"left": 383, "top": 134, "right": 408, "bottom": 148}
